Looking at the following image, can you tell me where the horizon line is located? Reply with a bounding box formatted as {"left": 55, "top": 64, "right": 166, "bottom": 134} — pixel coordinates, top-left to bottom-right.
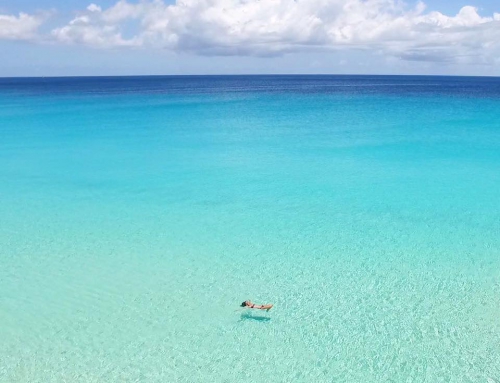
{"left": 1, "top": 73, "right": 500, "bottom": 79}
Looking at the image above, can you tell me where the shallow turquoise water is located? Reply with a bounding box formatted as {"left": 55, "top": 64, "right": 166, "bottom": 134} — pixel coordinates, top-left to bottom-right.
{"left": 1, "top": 76, "right": 500, "bottom": 382}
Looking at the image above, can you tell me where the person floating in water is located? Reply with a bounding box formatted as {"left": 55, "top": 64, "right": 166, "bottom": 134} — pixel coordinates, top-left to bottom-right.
{"left": 241, "top": 300, "right": 273, "bottom": 311}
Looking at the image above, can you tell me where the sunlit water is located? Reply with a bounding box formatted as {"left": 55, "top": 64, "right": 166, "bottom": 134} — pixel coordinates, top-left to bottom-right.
{"left": 1, "top": 76, "right": 500, "bottom": 382}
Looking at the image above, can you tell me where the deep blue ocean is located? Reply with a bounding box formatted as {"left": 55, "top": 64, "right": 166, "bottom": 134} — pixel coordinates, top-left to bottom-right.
{"left": 1, "top": 75, "right": 500, "bottom": 382}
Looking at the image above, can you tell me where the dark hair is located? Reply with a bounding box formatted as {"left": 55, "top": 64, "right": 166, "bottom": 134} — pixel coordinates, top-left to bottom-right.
{"left": 240, "top": 301, "right": 247, "bottom": 307}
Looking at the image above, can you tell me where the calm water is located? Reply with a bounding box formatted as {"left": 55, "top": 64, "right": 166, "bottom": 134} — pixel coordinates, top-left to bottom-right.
{"left": 1, "top": 75, "right": 500, "bottom": 382}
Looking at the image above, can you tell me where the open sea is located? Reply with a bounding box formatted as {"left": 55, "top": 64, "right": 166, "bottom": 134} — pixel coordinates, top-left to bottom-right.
{"left": 1, "top": 75, "right": 500, "bottom": 382}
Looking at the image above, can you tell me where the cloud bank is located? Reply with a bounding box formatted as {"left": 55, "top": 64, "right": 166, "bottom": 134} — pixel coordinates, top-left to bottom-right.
{"left": 0, "top": 12, "right": 45, "bottom": 40}
{"left": 2, "top": 0, "right": 500, "bottom": 63}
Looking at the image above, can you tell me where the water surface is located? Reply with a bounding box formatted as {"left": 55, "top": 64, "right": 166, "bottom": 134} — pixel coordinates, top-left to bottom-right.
{"left": 1, "top": 75, "right": 500, "bottom": 382}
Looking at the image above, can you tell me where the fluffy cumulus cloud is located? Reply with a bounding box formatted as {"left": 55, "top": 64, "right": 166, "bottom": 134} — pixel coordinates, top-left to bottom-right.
{"left": 0, "top": 12, "right": 45, "bottom": 40}
{"left": 2, "top": 0, "right": 500, "bottom": 63}
{"left": 50, "top": 2, "right": 143, "bottom": 47}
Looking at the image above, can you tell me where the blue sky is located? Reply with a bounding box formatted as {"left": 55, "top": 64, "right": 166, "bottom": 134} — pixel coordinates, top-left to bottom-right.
{"left": 2, "top": 0, "right": 498, "bottom": 18}
{"left": 1, "top": 0, "right": 499, "bottom": 76}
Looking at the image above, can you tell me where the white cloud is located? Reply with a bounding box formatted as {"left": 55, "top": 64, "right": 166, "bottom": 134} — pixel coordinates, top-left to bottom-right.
{"left": 87, "top": 4, "right": 102, "bottom": 13}
{"left": 46, "top": 0, "right": 500, "bottom": 63}
{"left": 51, "top": 1, "right": 143, "bottom": 47}
{"left": 0, "top": 12, "right": 45, "bottom": 40}
{"left": 2, "top": 0, "right": 500, "bottom": 64}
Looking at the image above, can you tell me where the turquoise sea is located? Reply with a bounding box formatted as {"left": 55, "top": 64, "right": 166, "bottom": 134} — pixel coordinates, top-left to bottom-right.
{"left": 1, "top": 75, "right": 500, "bottom": 382}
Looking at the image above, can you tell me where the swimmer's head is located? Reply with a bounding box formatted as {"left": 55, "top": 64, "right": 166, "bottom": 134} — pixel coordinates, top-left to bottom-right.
{"left": 240, "top": 301, "right": 248, "bottom": 307}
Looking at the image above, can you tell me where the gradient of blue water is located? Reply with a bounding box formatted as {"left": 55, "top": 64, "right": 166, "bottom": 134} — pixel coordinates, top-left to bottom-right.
{"left": 1, "top": 76, "right": 500, "bottom": 382}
